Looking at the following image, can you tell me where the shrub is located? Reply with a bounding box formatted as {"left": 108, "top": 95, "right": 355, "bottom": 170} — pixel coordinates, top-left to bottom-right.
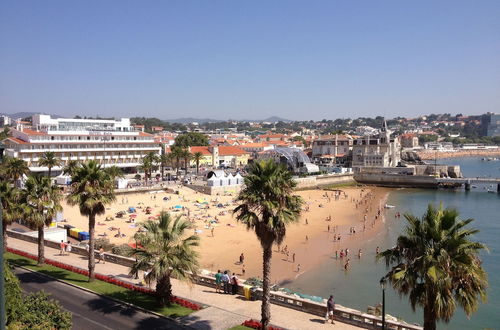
{"left": 94, "top": 237, "right": 114, "bottom": 251}
{"left": 111, "top": 243, "right": 132, "bottom": 256}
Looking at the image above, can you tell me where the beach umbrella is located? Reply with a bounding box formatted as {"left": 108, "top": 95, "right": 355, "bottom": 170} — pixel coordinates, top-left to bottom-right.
{"left": 129, "top": 214, "right": 137, "bottom": 218}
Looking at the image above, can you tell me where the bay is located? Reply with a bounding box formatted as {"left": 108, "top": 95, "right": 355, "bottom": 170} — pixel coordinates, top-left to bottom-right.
{"left": 286, "top": 157, "right": 500, "bottom": 329}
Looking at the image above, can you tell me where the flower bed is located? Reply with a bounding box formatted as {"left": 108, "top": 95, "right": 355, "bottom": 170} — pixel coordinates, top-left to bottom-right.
{"left": 7, "top": 247, "right": 202, "bottom": 311}
{"left": 242, "top": 319, "right": 283, "bottom": 330}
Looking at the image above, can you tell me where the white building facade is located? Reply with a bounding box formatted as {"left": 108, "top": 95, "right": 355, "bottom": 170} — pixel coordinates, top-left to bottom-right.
{"left": 3, "top": 114, "right": 161, "bottom": 173}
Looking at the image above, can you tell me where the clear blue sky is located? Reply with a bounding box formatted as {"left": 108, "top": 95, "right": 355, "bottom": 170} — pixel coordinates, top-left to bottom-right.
{"left": 1, "top": 1, "right": 499, "bottom": 120}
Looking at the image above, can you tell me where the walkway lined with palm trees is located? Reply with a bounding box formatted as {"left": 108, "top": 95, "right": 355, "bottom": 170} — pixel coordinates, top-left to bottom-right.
{"left": 7, "top": 236, "right": 359, "bottom": 330}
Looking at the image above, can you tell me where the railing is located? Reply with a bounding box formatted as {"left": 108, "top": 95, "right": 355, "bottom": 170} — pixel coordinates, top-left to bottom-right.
{"left": 6, "top": 229, "right": 421, "bottom": 330}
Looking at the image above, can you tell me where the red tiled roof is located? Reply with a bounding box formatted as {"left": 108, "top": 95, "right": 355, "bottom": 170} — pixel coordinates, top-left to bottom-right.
{"left": 190, "top": 146, "right": 211, "bottom": 155}
{"left": 5, "top": 137, "right": 29, "bottom": 144}
{"left": 21, "top": 128, "right": 46, "bottom": 136}
{"left": 190, "top": 146, "right": 249, "bottom": 156}
{"left": 139, "top": 131, "right": 153, "bottom": 137}
{"left": 219, "top": 146, "right": 248, "bottom": 155}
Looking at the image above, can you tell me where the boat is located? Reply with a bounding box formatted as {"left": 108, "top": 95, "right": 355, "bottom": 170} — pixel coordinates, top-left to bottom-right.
{"left": 384, "top": 204, "right": 396, "bottom": 209}
{"left": 487, "top": 190, "right": 496, "bottom": 194}
{"left": 471, "top": 185, "right": 478, "bottom": 188}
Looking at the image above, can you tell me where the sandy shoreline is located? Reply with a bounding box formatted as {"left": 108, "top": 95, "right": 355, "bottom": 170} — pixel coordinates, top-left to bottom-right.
{"left": 50, "top": 184, "right": 392, "bottom": 284}
{"left": 417, "top": 149, "right": 500, "bottom": 160}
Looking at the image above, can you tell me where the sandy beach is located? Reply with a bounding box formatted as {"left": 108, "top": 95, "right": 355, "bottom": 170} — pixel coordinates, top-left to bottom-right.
{"left": 57, "top": 185, "right": 391, "bottom": 283}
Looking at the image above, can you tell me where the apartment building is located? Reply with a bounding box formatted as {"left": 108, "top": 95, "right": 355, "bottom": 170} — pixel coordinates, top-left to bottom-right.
{"left": 3, "top": 114, "right": 160, "bottom": 173}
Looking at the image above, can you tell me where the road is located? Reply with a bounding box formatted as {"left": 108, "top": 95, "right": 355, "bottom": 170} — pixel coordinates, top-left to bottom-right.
{"left": 14, "top": 267, "right": 187, "bottom": 330}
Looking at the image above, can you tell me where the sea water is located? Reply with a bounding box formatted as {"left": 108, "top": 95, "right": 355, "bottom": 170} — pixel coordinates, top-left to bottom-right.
{"left": 287, "top": 157, "right": 500, "bottom": 329}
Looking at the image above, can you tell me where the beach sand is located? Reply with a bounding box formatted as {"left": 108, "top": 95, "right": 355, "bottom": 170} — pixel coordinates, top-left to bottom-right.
{"left": 57, "top": 185, "right": 390, "bottom": 283}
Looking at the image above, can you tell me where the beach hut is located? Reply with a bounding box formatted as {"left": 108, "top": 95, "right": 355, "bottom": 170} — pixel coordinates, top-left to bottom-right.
{"left": 234, "top": 173, "right": 243, "bottom": 185}
{"left": 219, "top": 175, "right": 229, "bottom": 187}
{"left": 207, "top": 176, "right": 219, "bottom": 187}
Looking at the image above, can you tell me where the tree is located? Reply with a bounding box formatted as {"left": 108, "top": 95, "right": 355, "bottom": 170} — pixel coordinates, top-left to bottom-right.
{"left": 0, "top": 181, "right": 21, "bottom": 250}
{"left": 104, "top": 165, "right": 124, "bottom": 180}
{"left": 233, "top": 159, "right": 303, "bottom": 329}
{"left": 67, "top": 160, "right": 116, "bottom": 281}
{"left": 180, "top": 148, "right": 192, "bottom": 175}
{"left": 129, "top": 212, "right": 199, "bottom": 306}
{"left": 21, "top": 175, "right": 62, "bottom": 265}
{"left": 170, "top": 146, "right": 184, "bottom": 176}
{"left": 38, "top": 151, "right": 62, "bottom": 178}
{"left": 3, "top": 157, "right": 30, "bottom": 186}
{"left": 140, "top": 152, "right": 159, "bottom": 183}
{"left": 5, "top": 267, "right": 72, "bottom": 330}
{"left": 173, "top": 132, "right": 209, "bottom": 148}
{"left": 192, "top": 151, "right": 204, "bottom": 175}
{"left": 378, "top": 204, "right": 488, "bottom": 330}
{"left": 62, "top": 160, "right": 80, "bottom": 177}
{"left": 0, "top": 127, "right": 10, "bottom": 140}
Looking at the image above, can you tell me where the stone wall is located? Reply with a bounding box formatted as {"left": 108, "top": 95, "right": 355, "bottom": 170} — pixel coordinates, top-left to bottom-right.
{"left": 294, "top": 173, "right": 355, "bottom": 190}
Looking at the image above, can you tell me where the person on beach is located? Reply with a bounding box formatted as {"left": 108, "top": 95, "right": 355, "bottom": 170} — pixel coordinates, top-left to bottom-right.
{"left": 326, "top": 295, "right": 335, "bottom": 324}
{"left": 66, "top": 241, "right": 72, "bottom": 255}
{"left": 242, "top": 264, "right": 245, "bottom": 276}
{"left": 292, "top": 253, "right": 296, "bottom": 263}
{"left": 215, "top": 270, "right": 222, "bottom": 293}
{"left": 358, "top": 249, "right": 362, "bottom": 258}
{"left": 335, "top": 250, "right": 338, "bottom": 259}
{"left": 305, "top": 218, "right": 308, "bottom": 225}
{"left": 297, "top": 264, "right": 301, "bottom": 272}
{"left": 98, "top": 246, "right": 105, "bottom": 264}
{"left": 60, "top": 240, "right": 66, "bottom": 255}
{"left": 211, "top": 227, "right": 214, "bottom": 237}
{"left": 376, "top": 246, "right": 380, "bottom": 255}
{"left": 344, "top": 258, "right": 350, "bottom": 270}
{"left": 239, "top": 253, "right": 245, "bottom": 264}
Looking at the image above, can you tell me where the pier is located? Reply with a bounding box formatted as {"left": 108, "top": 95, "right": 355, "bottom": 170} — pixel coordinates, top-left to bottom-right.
{"left": 436, "top": 177, "right": 500, "bottom": 192}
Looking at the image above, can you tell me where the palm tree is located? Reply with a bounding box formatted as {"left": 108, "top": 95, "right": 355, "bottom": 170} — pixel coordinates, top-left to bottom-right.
{"left": 159, "top": 153, "right": 170, "bottom": 181}
{"left": 67, "top": 160, "right": 116, "bottom": 281}
{"left": 129, "top": 212, "right": 199, "bottom": 306}
{"left": 3, "top": 157, "right": 30, "bottom": 186}
{"left": 104, "top": 165, "right": 124, "bottom": 180}
{"left": 62, "top": 160, "right": 80, "bottom": 177}
{"left": 170, "top": 146, "right": 183, "bottom": 176}
{"left": 0, "top": 181, "right": 21, "bottom": 250}
{"left": 233, "top": 159, "right": 303, "bottom": 329}
{"left": 140, "top": 152, "right": 159, "bottom": 183}
{"left": 181, "top": 149, "right": 192, "bottom": 175}
{"left": 21, "top": 175, "right": 62, "bottom": 264}
{"left": 192, "top": 151, "right": 204, "bottom": 175}
{"left": 378, "top": 204, "right": 488, "bottom": 330}
{"left": 38, "top": 151, "right": 62, "bottom": 178}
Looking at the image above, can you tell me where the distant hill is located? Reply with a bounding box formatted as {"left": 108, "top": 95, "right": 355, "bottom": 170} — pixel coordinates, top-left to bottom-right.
{"left": 164, "top": 116, "right": 292, "bottom": 123}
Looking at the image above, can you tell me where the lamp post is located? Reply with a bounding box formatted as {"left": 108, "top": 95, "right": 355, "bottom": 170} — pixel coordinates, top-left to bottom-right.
{"left": 380, "top": 277, "right": 386, "bottom": 330}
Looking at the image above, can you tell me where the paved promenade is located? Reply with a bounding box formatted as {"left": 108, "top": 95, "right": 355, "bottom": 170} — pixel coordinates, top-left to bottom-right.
{"left": 8, "top": 237, "right": 359, "bottom": 330}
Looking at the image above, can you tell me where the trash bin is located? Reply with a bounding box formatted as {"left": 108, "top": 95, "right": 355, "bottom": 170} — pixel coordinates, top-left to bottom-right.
{"left": 250, "top": 287, "right": 260, "bottom": 301}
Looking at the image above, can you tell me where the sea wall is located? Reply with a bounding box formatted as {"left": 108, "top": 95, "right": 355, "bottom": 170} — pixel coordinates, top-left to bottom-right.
{"left": 7, "top": 229, "right": 421, "bottom": 330}
{"left": 354, "top": 173, "right": 439, "bottom": 188}
{"left": 417, "top": 149, "right": 500, "bottom": 160}
{"left": 294, "top": 173, "right": 355, "bottom": 190}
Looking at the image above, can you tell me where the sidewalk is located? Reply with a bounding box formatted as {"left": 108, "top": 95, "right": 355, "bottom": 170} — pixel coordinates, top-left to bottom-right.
{"left": 7, "top": 237, "right": 359, "bottom": 330}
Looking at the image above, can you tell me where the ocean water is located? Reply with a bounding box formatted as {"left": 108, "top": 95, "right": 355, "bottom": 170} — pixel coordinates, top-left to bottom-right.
{"left": 287, "top": 157, "right": 500, "bottom": 329}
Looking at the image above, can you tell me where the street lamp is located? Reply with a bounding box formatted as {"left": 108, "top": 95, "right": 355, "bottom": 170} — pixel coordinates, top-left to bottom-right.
{"left": 380, "top": 277, "right": 386, "bottom": 330}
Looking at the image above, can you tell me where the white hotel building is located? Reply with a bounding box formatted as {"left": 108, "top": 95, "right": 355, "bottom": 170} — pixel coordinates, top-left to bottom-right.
{"left": 3, "top": 114, "right": 161, "bottom": 173}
